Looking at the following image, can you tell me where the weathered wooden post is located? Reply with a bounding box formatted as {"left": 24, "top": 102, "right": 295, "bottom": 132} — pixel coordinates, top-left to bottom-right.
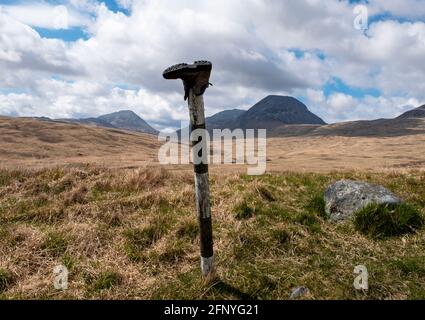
{"left": 163, "top": 61, "right": 214, "bottom": 277}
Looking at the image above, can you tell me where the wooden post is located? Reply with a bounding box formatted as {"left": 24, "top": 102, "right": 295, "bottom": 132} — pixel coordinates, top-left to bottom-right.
{"left": 188, "top": 89, "right": 214, "bottom": 277}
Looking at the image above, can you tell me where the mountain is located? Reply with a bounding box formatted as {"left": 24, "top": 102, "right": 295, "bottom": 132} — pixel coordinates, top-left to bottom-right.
{"left": 238, "top": 96, "right": 326, "bottom": 129}
{"left": 181, "top": 95, "right": 325, "bottom": 136}
{"left": 62, "top": 110, "right": 159, "bottom": 135}
{"left": 397, "top": 105, "right": 425, "bottom": 119}
{"left": 176, "top": 109, "right": 245, "bottom": 137}
{"left": 272, "top": 113, "right": 425, "bottom": 138}
{"left": 206, "top": 109, "right": 245, "bottom": 130}
{"left": 97, "top": 110, "right": 159, "bottom": 135}
{"left": 63, "top": 117, "right": 116, "bottom": 129}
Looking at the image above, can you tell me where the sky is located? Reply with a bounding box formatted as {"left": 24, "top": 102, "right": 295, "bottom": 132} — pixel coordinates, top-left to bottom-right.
{"left": 0, "top": 0, "right": 425, "bottom": 131}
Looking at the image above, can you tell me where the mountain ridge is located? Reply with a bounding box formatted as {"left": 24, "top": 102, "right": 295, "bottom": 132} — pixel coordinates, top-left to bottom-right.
{"left": 3, "top": 96, "right": 424, "bottom": 138}
{"left": 179, "top": 95, "right": 327, "bottom": 135}
{"left": 237, "top": 95, "right": 326, "bottom": 129}
{"left": 397, "top": 105, "right": 425, "bottom": 119}
{"left": 60, "top": 110, "right": 159, "bottom": 135}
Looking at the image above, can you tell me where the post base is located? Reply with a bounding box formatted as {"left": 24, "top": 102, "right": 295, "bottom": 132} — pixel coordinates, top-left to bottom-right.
{"left": 201, "top": 256, "right": 214, "bottom": 277}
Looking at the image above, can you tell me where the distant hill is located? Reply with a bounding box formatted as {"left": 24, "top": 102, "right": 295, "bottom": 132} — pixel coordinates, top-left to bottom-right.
{"left": 196, "top": 97, "right": 425, "bottom": 138}
{"left": 176, "top": 109, "right": 245, "bottom": 137}
{"left": 271, "top": 118, "right": 425, "bottom": 137}
{"left": 178, "top": 95, "right": 326, "bottom": 136}
{"left": 0, "top": 115, "right": 160, "bottom": 168}
{"left": 238, "top": 95, "right": 326, "bottom": 129}
{"left": 206, "top": 109, "right": 245, "bottom": 130}
{"left": 61, "top": 110, "right": 159, "bottom": 135}
{"left": 397, "top": 105, "right": 425, "bottom": 119}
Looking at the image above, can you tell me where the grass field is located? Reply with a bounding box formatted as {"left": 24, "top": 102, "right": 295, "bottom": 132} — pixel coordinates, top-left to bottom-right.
{"left": 1, "top": 166, "right": 424, "bottom": 300}
{"left": 2, "top": 116, "right": 425, "bottom": 173}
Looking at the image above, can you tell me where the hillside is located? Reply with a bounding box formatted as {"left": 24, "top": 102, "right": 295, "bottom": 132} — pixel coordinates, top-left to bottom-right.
{"left": 397, "top": 105, "right": 425, "bottom": 119}
{"left": 200, "top": 98, "right": 425, "bottom": 138}
{"left": 199, "top": 96, "right": 326, "bottom": 133}
{"left": 0, "top": 116, "right": 160, "bottom": 169}
{"left": 271, "top": 104, "right": 425, "bottom": 138}
{"left": 271, "top": 118, "right": 425, "bottom": 137}
{"left": 97, "top": 110, "right": 159, "bottom": 135}
{"left": 1, "top": 115, "right": 425, "bottom": 172}
{"left": 206, "top": 109, "right": 245, "bottom": 130}
{"left": 238, "top": 96, "right": 326, "bottom": 129}
{"left": 61, "top": 110, "right": 159, "bottom": 135}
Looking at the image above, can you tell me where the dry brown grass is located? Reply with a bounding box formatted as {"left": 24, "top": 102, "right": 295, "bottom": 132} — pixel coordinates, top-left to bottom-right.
{"left": 1, "top": 117, "right": 425, "bottom": 299}
{"left": 0, "top": 116, "right": 160, "bottom": 170}
{"left": 0, "top": 166, "right": 424, "bottom": 300}
{"left": 1, "top": 116, "right": 425, "bottom": 174}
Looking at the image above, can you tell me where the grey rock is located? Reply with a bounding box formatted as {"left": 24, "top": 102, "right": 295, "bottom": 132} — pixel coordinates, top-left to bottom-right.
{"left": 289, "top": 286, "right": 310, "bottom": 300}
{"left": 324, "top": 180, "right": 401, "bottom": 221}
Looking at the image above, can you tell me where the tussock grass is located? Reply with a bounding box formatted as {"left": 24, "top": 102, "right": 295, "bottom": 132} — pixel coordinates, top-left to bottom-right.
{"left": 176, "top": 220, "right": 199, "bottom": 241}
{"left": 0, "top": 167, "right": 424, "bottom": 299}
{"left": 393, "top": 256, "right": 425, "bottom": 276}
{"left": 124, "top": 226, "right": 164, "bottom": 262}
{"left": 305, "top": 194, "right": 328, "bottom": 219}
{"left": 41, "top": 232, "right": 69, "bottom": 257}
{"left": 354, "top": 203, "right": 424, "bottom": 239}
{"left": 233, "top": 200, "right": 255, "bottom": 220}
{"left": 0, "top": 269, "right": 14, "bottom": 293}
{"left": 86, "top": 271, "right": 123, "bottom": 293}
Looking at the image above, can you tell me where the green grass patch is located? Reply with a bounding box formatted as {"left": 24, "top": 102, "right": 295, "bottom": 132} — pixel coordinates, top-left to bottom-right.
{"left": 233, "top": 200, "right": 255, "bottom": 220}
{"left": 41, "top": 232, "right": 69, "bottom": 256}
{"left": 1, "top": 167, "right": 425, "bottom": 300}
{"left": 233, "top": 232, "right": 272, "bottom": 259}
{"left": 5, "top": 196, "right": 65, "bottom": 225}
{"left": 0, "top": 269, "right": 14, "bottom": 293}
{"left": 294, "top": 212, "right": 322, "bottom": 233}
{"left": 0, "top": 170, "right": 27, "bottom": 187}
{"left": 393, "top": 256, "right": 425, "bottom": 276}
{"left": 257, "top": 186, "right": 276, "bottom": 202}
{"left": 305, "top": 194, "right": 328, "bottom": 219}
{"left": 354, "top": 203, "right": 424, "bottom": 239}
{"left": 51, "top": 178, "right": 73, "bottom": 195}
{"left": 124, "top": 218, "right": 169, "bottom": 261}
{"left": 272, "top": 228, "right": 291, "bottom": 246}
{"left": 176, "top": 221, "right": 199, "bottom": 241}
{"left": 61, "top": 254, "right": 76, "bottom": 271}
{"left": 88, "top": 271, "right": 122, "bottom": 293}
{"left": 157, "top": 240, "right": 188, "bottom": 264}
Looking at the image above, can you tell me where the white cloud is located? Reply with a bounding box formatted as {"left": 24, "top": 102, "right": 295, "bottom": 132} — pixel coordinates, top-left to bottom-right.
{"left": 116, "top": 0, "right": 133, "bottom": 10}
{"left": 303, "top": 91, "right": 421, "bottom": 124}
{"left": 1, "top": 2, "right": 92, "bottom": 29}
{"left": 306, "top": 89, "right": 326, "bottom": 104}
{"left": 1, "top": 0, "right": 425, "bottom": 129}
{"left": 369, "top": 0, "right": 425, "bottom": 19}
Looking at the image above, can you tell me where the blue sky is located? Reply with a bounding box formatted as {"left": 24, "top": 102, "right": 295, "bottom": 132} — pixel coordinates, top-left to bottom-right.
{"left": 1, "top": 0, "right": 424, "bottom": 129}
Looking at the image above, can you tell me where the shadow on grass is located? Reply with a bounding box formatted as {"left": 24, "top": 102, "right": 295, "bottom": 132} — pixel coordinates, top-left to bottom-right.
{"left": 210, "top": 279, "right": 256, "bottom": 300}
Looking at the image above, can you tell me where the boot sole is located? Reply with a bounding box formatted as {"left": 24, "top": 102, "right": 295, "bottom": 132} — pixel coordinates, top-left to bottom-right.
{"left": 163, "top": 61, "right": 212, "bottom": 79}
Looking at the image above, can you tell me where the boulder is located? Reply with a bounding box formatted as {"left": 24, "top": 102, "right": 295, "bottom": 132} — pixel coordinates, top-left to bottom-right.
{"left": 289, "top": 286, "right": 310, "bottom": 300}
{"left": 324, "top": 180, "right": 401, "bottom": 221}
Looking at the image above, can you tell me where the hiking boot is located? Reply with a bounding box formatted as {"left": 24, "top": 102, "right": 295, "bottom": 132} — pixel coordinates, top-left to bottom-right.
{"left": 163, "top": 61, "right": 212, "bottom": 100}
